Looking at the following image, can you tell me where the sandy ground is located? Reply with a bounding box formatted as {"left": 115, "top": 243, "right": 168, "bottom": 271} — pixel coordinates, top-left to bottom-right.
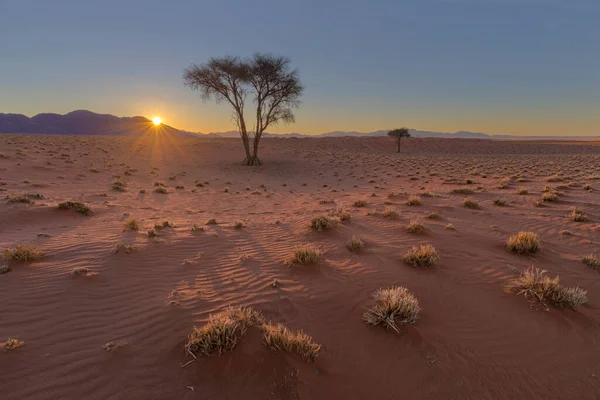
{"left": 1, "top": 134, "right": 600, "bottom": 400}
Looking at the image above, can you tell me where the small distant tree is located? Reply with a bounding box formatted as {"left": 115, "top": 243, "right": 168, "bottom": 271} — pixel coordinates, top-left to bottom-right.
{"left": 388, "top": 128, "right": 411, "bottom": 153}
{"left": 183, "top": 54, "right": 303, "bottom": 165}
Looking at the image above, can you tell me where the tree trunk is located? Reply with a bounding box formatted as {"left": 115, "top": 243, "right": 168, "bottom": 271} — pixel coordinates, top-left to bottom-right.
{"left": 397, "top": 138, "right": 401, "bottom": 153}
{"left": 243, "top": 132, "right": 262, "bottom": 166}
{"left": 241, "top": 134, "right": 252, "bottom": 164}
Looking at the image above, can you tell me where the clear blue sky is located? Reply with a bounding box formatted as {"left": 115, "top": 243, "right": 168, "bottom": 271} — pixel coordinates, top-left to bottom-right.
{"left": 1, "top": 0, "right": 599, "bottom": 135}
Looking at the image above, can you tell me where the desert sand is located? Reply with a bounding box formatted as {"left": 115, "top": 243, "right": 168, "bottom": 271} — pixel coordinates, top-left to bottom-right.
{"left": 1, "top": 134, "right": 600, "bottom": 399}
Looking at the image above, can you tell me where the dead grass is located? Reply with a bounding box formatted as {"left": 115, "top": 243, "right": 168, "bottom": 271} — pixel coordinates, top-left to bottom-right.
{"left": 568, "top": 207, "right": 586, "bottom": 222}
{"left": 353, "top": 199, "right": 367, "bottom": 207}
{"left": 462, "top": 197, "right": 479, "bottom": 208}
{"left": 517, "top": 187, "right": 528, "bottom": 195}
{"left": 507, "top": 232, "right": 541, "bottom": 254}
{"left": 426, "top": 211, "right": 440, "bottom": 220}
{"left": 337, "top": 208, "right": 352, "bottom": 222}
{"left": 112, "top": 177, "right": 127, "bottom": 191}
{"left": 58, "top": 200, "right": 92, "bottom": 215}
{"left": 363, "top": 287, "right": 420, "bottom": 332}
{"left": 123, "top": 219, "right": 140, "bottom": 232}
{"left": 310, "top": 215, "right": 338, "bottom": 231}
{"left": 3, "top": 244, "right": 44, "bottom": 262}
{"left": 346, "top": 235, "right": 364, "bottom": 252}
{"left": 406, "top": 220, "right": 425, "bottom": 234}
{"left": 541, "top": 192, "right": 559, "bottom": 202}
{"left": 71, "top": 267, "right": 90, "bottom": 276}
{"left": 4, "top": 338, "right": 25, "bottom": 352}
{"left": 233, "top": 221, "right": 245, "bottom": 229}
{"left": 383, "top": 207, "right": 399, "bottom": 219}
{"left": 507, "top": 266, "right": 587, "bottom": 309}
{"left": 263, "top": 323, "right": 321, "bottom": 362}
{"left": 406, "top": 195, "right": 422, "bottom": 206}
{"left": 582, "top": 254, "right": 599, "bottom": 270}
{"left": 286, "top": 244, "right": 323, "bottom": 265}
{"left": 402, "top": 244, "right": 439, "bottom": 267}
{"left": 493, "top": 197, "right": 508, "bottom": 206}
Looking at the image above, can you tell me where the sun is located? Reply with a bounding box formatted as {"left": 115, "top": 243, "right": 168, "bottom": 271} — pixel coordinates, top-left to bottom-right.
{"left": 152, "top": 116, "right": 162, "bottom": 126}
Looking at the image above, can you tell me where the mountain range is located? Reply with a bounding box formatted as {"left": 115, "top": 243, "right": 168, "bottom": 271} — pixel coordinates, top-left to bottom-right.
{"left": 1, "top": 110, "right": 597, "bottom": 140}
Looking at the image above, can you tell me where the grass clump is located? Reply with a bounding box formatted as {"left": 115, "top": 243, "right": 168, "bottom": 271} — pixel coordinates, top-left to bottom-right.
{"left": 541, "top": 192, "right": 559, "bottom": 202}
{"left": 147, "top": 229, "right": 157, "bottom": 238}
{"left": 406, "top": 195, "right": 422, "bottom": 206}
{"left": 4, "top": 338, "right": 25, "bottom": 352}
{"left": 506, "top": 232, "right": 541, "bottom": 254}
{"left": 568, "top": 207, "right": 586, "bottom": 222}
{"left": 154, "top": 187, "right": 168, "bottom": 194}
{"left": 310, "top": 215, "right": 338, "bottom": 231}
{"left": 426, "top": 211, "right": 440, "bottom": 220}
{"left": 582, "top": 254, "right": 599, "bottom": 270}
{"left": 517, "top": 187, "right": 528, "bottom": 195}
{"left": 497, "top": 178, "right": 511, "bottom": 189}
{"left": 58, "top": 200, "right": 92, "bottom": 215}
{"left": 3, "top": 244, "right": 44, "bottom": 262}
{"left": 353, "top": 199, "right": 367, "bottom": 208}
{"left": 285, "top": 244, "right": 323, "bottom": 265}
{"left": 123, "top": 219, "right": 140, "bottom": 232}
{"left": 493, "top": 197, "right": 508, "bottom": 206}
{"left": 363, "top": 287, "right": 420, "bottom": 333}
{"left": 191, "top": 223, "right": 204, "bottom": 232}
{"left": 406, "top": 220, "right": 425, "bottom": 234}
{"left": 346, "top": 235, "right": 364, "bottom": 252}
{"left": 233, "top": 221, "right": 245, "bottom": 229}
{"left": 402, "top": 244, "right": 439, "bottom": 267}
{"left": 206, "top": 218, "right": 217, "bottom": 225}
{"left": 263, "top": 323, "right": 321, "bottom": 362}
{"left": 462, "top": 197, "right": 479, "bottom": 208}
{"left": 71, "top": 267, "right": 90, "bottom": 277}
{"left": 112, "top": 178, "right": 127, "bottom": 191}
{"left": 383, "top": 207, "right": 399, "bottom": 219}
{"left": 337, "top": 208, "right": 352, "bottom": 222}
{"left": 507, "top": 266, "right": 587, "bottom": 309}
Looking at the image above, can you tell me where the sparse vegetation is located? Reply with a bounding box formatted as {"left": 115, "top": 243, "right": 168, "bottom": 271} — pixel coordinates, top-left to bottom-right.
{"left": 582, "top": 254, "right": 599, "bottom": 270}
{"left": 233, "top": 221, "right": 245, "bottom": 229}
{"left": 71, "top": 267, "right": 90, "bottom": 276}
{"left": 462, "top": 197, "right": 479, "bottom": 208}
{"left": 507, "top": 266, "right": 587, "bottom": 309}
{"left": 517, "top": 187, "right": 528, "bottom": 195}
{"left": 112, "top": 177, "right": 127, "bottom": 191}
{"left": 310, "top": 215, "right": 338, "bottom": 231}
{"left": 426, "top": 211, "right": 440, "bottom": 220}
{"left": 353, "top": 199, "right": 367, "bottom": 207}
{"left": 58, "top": 200, "right": 92, "bottom": 215}
{"left": 3, "top": 244, "right": 44, "bottom": 262}
{"left": 363, "top": 287, "right": 420, "bottom": 332}
{"left": 154, "top": 187, "right": 168, "bottom": 194}
{"left": 383, "top": 206, "right": 399, "bottom": 219}
{"left": 406, "top": 220, "right": 425, "bottom": 234}
{"left": 506, "top": 232, "right": 541, "bottom": 254}
{"left": 263, "top": 323, "right": 321, "bottom": 362}
{"left": 493, "top": 197, "right": 508, "bottom": 206}
{"left": 123, "top": 219, "right": 140, "bottom": 232}
{"left": 4, "top": 338, "right": 25, "bottom": 351}
{"left": 191, "top": 223, "right": 204, "bottom": 232}
{"left": 337, "top": 208, "right": 352, "bottom": 222}
{"left": 402, "top": 244, "right": 440, "bottom": 267}
{"left": 346, "top": 235, "right": 364, "bottom": 252}
{"left": 206, "top": 218, "right": 218, "bottom": 225}
{"left": 285, "top": 244, "right": 323, "bottom": 265}
{"left": 568, "top": 207, "right": 586, "bottom": 222}
{"left": 154, "top": 220, "right": 174, "bottom": 229}
{"left": 406, "top": 195, "right": 422, "bottom": 206}
{"left": 541, "top": 192, "right": 559, "bottom": 202}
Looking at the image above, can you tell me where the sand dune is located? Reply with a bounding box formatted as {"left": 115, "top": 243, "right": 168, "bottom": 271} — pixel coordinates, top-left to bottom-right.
{"left": 1, "top": 134, "right": 599, "bottom": 399}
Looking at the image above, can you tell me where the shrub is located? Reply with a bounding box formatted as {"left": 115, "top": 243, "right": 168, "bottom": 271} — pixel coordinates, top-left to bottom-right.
{"left": 337, "top": 208, "right": 352, "bottom": 222}
{"left": 426, "top": 211, "right": 440, "bottom": 220}
{"left": 406, "top": 195, "right": 422, "bottom": 206}
{"left": 506, "top": 232, "right": 541, "bottom": 254}
{"left": 262, "top": 323, "right": 321, "bottom": 362}
{"left": 112, "top": 178, "right": 127, "bottom": 191}
{"left": 147, "top": 229, "right": 157, "bottom": 238}
{"left": 154, "top": 187, "right": 168, "bottom": 194}
{"left": 462, "top": 197, "right": 479, "bottom": 208}
{"left": 406, "top": 220, "right": 425, "bottom": 234}
{"left": 233, "top": 221, "right": 245, "bottom": 229}
{"left": 507, "top": 266, "right": 587, "bottom": 309}
{"left": 206, "top": 218, "right": 217, "bottom": 225}
{"left": 383, "top": 207, "right": 399, "bottom": 219}
{"left": 517, "top": 187, "right": 529, "bottom": 195}
{"left": 583, "top": 184, "right": 592, "bottom": 191}
{"left": 123, "top": 219, "right": 139, "bottom": 232}
{"left": 346, "top": 235, "right": 364, "bottom": 252}
{"left": 545, "top": 175, "right": 565, "bottom": 182}
{"left": 3, "top": 244, "right": 44, "bottom": 262}
{"left": 568, "top": 207, "right": 586, "bottom": 222}
{"left": 541, "top": 192, "right": 559, "bottom": 202}
{"left": 58, "top": 201, "right": 92, "bottom": 215}
{"left": 402, "top": 244, "right": 439, "bottom": 267}
{"left": 353, "top": 199, "right": 367, "bottom": 207}
{"left": 191, "top": 224, "right": 204, "bottom": 232}
{"left": 582, "top": 254, "right": 599, "bottom": 270}
{"left": 497, "top": 178, "right": 511, "bottom": 189}
{"left": 286, "top": 244, "right": 323, "bottom": 265}
{"left": 71, "top": 267, "right": 90, "bottom": 276}
{"left": 493, "top": 197, "right": 508, "bottom": 206}
{"left": 310, "top": 216, "right": 337, "bottom": 231}
{"left": 363, "top": 287, "right": 420, "bottom": 332}
{"left": 5, "top": 338, "right": 25, "bottom": 351}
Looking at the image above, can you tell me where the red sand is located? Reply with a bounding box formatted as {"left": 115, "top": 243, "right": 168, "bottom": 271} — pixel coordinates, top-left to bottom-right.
{"left": 1, "top": 134, "right": 599, "bottom": 399}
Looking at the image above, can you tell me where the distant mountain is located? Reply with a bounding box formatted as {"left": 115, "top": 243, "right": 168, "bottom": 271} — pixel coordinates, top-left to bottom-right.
{"left": 0, "top": 110, "right": 197, "bottom": 137}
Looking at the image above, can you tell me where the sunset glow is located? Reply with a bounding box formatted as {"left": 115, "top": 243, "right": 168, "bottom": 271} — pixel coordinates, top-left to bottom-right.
{"left": 152, "top": 117, "right": 162, "bottom": 126}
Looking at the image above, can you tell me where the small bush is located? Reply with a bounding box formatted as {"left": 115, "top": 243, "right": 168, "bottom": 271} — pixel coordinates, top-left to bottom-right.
{"left": 506, "top": 232, "right": 541, "bottom": 254}
{"left": 154, "top": 187, "right": 168, "bottom": 194}
{"left": 123, "top": 219, "right": 139, "bottom": 232}
{"left": 426, "top": 211, "right": 440, "bottom": 220}
{"left": 58, "top": 201, "right": 92, "bottom": 215}
{"left": 582, "top": 184, "right": 592, "bottom": 191}
{"left": 310, "top": 216, "right": 337, "bottom": 231}
{"left": 406, "top": 195, "right": 422, "bottom": 206}
{"left": 5, "top": 338, "right": 25, "bottom": 351}
{"left": 286, "top": 244, "right": 323, "bottom": 265}
{"left": 233, "top": 221, "right": 245, "bottom": 229}
{"left": 147, "top": 229, "right": 157, "bottom": 238}
{"left": 462, "top": 197, "right": 479, "bottom": 208}
{"left": 402, "top": 244, "right": 439, "bottom": 267}
{"left": 363, "top": 287, "right": 420, "bottom": 332}
{"left": 191, "top": 224, "right": 204, "bottom": 232}
{"left": 517, "top": 187, "right": 528, "bottom": 195}
{"left": 112, "top": 178, "right": 127, "bottom": 191}
{"left": 337, "top": 209, "right": 352, "bottom": 222}
{"left": 406, "top": 220, "right": 425, "bottom": 234}
{"left": 541, "top": 192, "right": 559, "bottom": 202}
{"left": 263, "top": 323, "right": 321, "bottom": 362}
{"left": 353, "top": 199, "right": 367, "bottom": 208}
{"left": 497, "top": 178, "right": 511, "bottom": 189}
{"left": 582, "top": 254, "right": 599, "bottom": 270}
{"left": 3, "top": 244, "right": 44, "bottom": 262}
{"left": 383, "top": 207, "right": 399, "bottom": 219}
{"left": 346, "top": 235, "right": 364, "bottom": 252}
{"left": 507, "top": 266, "right": 587, "bottom": 309}
{"left": 206, "top": 218, "right": 217, "bottom": 225}
{"left": 493, "top": 197, "right": 508, "bottom": 206}
{"left": 568, "top": 207, "right": 586, "bottom": 222}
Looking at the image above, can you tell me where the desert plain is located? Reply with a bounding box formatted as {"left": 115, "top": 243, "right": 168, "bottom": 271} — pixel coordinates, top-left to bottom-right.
{"left": 1, "top": 133, "right": 600, "bottom": 399}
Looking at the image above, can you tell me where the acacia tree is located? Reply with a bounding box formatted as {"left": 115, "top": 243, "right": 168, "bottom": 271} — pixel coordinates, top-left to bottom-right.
{"left": 183, "top": 54, "right": 303, "bottom": 165}
{"left": 387, "top": 127, "right": 411, "bottom": 153}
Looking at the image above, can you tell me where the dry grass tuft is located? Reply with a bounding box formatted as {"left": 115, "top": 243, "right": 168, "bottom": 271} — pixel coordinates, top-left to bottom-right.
{"left": 493, "top": 197, "right": 508, "bottom": 206}
{"left": 112, "top": 178, "right": 127, "bottom": 191}
{"left": 346, "top": 235, "right": 364, "bottom": 252}
{"left": 517, "top": 187, "right": 529, "bottom": 195}
{"left": 507, "top": 266, "right": 587, "bottom": 309}
{"left": 406, "top": 220, "right": 425, "bottom": 234}
{"left": 541, "top": 192, "right": 559, "bottom": 202}
{"left": 262, "top": 323, "right": 321, "bottom": 362}
{"left": 383, "top": 206, "right": 399, "bottom": 219}
{"left": 233, "top": 221, "right": 245, "bottom": 229}
{"left": 506, "top": 232, "right": 541, "bottom": 254}
{"left": 3, "top": 244, "right": 44, "bottom": 262}
{"left": 154, "top": 187, "right": 168, "bottom": 194}
{"left": 286, "top": 244, "right": 323, "bottom": 265}
{"left": 402, "top": 244, "right": 439, "bottom": 267}
{"left": 363, "top": 287, "right": 420, "bottom": 332}
{"left": 154, "top": 220, "right": 174, "bottom": 230}
{"left": 426, "top": 211, "right": 440, "bottom": 220}
{"left": 337, "top": 208, "right": 352, "bottom": 222}
{"left": 310, "top": 215, "right": 338, "bottom": 231}
{"left": 58, "top": 200, "right": 92, "bottom": 215}
{"left": 582, "top": 254, "right": 599, "bottom": 270}
{"left": 206, "top": 218, "right": 217, "bottom": 225}
{"left": 5, "top": 338, "right": 25, "bottom": 352}
{"left": 123, "top": 219, "right": 140, "bottom": 232}
{"left": 462, "top": 197, "right": 479, "bottom": 208}
{"left": 71, "top": 267, "right": 90, "bottom": 277}
{"left": 568, "top": 207, "right": 586, "bottom": 222}
{"left": 406, "top": 195, "right": 422, "bottom": 206}
{"left": 353, "top": 199, "right": 367, "bottom": 208}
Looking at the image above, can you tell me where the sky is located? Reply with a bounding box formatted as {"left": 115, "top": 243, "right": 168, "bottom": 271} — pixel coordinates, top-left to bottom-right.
{"left": 1, "top": 0, "right": 599, "bottom": 136}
